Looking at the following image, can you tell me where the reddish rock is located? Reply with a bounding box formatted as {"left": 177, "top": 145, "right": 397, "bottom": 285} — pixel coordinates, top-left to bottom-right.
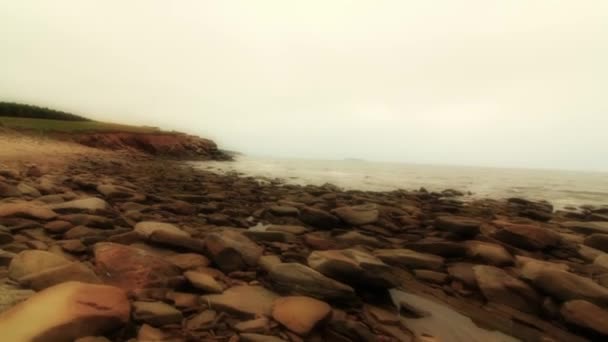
{"left": 272, "top": 296, "right": 332, "bottom": 335}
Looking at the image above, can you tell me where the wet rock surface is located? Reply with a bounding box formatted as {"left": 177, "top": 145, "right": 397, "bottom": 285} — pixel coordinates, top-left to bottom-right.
{"left": 0, "top": 156, "right": 606, "bottom": 341}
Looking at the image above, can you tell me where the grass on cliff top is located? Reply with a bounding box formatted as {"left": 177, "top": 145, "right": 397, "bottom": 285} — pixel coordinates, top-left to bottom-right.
{"left": 0, "top": 116, "right": 161, "bottom": 134}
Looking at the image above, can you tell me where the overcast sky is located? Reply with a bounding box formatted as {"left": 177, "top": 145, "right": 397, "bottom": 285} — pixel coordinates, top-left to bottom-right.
{"left": 1, "top": 1, "right": 607, "bottom": 171}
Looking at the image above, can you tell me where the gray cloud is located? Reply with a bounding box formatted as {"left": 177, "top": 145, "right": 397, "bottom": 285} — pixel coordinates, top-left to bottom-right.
{"left": 1, "top": 1, "right": 607, "bottom": 170}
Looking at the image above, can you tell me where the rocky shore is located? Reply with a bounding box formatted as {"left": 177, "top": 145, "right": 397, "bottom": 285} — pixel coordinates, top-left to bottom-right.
{"left": 1, "top": 152, "right": 608, "bottom": 341}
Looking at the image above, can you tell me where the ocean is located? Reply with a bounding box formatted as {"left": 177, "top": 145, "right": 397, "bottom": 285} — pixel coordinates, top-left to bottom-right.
{"left": 194, "top": 156, "right": 608, "bottom": 210}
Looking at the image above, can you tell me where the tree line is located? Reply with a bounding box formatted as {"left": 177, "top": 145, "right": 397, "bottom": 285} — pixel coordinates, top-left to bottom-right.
{"left": 0, "top": 102, "right": 91, "bottom": 121}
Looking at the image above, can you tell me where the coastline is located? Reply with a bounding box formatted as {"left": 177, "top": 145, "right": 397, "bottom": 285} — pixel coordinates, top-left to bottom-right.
{"left": 1, "top": 138, "right": 607, "bottom": 341}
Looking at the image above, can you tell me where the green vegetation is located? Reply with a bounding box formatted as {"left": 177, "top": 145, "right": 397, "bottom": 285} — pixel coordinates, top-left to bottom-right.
{"left": 0, "top": 102, "right": 161, "bottom": 133}
{"left": 0, "top": 102, "right": 90, "bottom": 121}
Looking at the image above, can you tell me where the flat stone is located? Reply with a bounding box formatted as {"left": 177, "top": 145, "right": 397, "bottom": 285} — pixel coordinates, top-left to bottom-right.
{"left": 447, "top": 263, "right": 478, "bottom": 288}
{"left": 515, "top": 256, "right": 570, "bottom": 281}
{"left": 17, "top": 183, "right": 41, "bottom": 197}
{"left": 268, "top": 262, "right": 356, "bottom": 303}
{"left": 58, "top": 214, "right": 113, "bottom": 229}
{"left": 414, "top": 270, "right": 448, "bottom": 284}
{"left": 374, "top": 249, "right": 444, "bottom": 270}
{"left": 19, "top": 261, "right": 101, "bottom": 291}
{"left": 234, "top": 317, "right": 269, "bottom": 333}
{"left": 584, "top": 234, "right": 608, "bottom": 253}
{"left": 134, "top": 221, "right": 206, "bottom": 252}
{"left": 166, "top": 253, "right": 210, "bottom": 270}
{"left": 560, "top": 300, "right": 608, "bottom": 336}
{"left": 332, "top": 204, "right": 379, "bottom": 226}
{"left": 269, "top": 206, "right": 300, "bottom": 216}
{"left": 240, "top": 333, "right": 287, "bottom": 342}
{"left": 465, "top": 241, "right": 513, "bottom": 266}
{"left": 492, "top": 221, "right": 561, "bottom": 250}
{"left": 205, "top": 230, "right": 263, "bottom": 272}
{"left": 435, "top": 216, "right": 481, "bottom": 237}
{"left": 0, "top": 202, "right": 57, "bottom": 220}
{"left": 94, "top": 242, "right": 182, "bottom": 292}
{"left": 300, "top": 207, "right": 340, "bottom": 229}
{"left": 0, "top": 249, "right": 16, "bottom": 267}
{"left": 8, "top": 250, "right": 70, "bottom": 281}
{"left": 529, "top": 268, "right": 608, "bottom": 305}
{"left": 49, "top": 197, "right": 110, "bottom": 213}
{"left": 404, "top": 240, "right": 468, "bottom": 258}
{"left": 185, "top": 270, "right": 223, "bottom": 293}
{"left": 335, "top": 231, "right": 382, "bottom": 247}
{"left": 185, "top": 310, "right": 216, "bottom": 330}
{"left": 308, "top": 249, "right": 399, "bottom": 288}
{"left": 474, "top": 265, "right": 541, "bottom": 313}
{"left": 0, "top": 281, "right": 130, "bottom": 341}
{"left": 266, "top": 225, "right": 308, "bottom": 235}
{"left": 43, "top": 220, "right": 73, "bottom": 233}
{"left": 0, "top": 182, "right": 20, "bottom": 197}
{"left": 133, "top": 301, "right": 183, "bottom": 326}
{"left": 96, "top": 184, "right": 136, "bottom": 199}
{"left": 272, "top": 296, "right": 332, "bottom": 335}
{"left": 202, "top": 285, "right": 279, "bottom": 317}
{"left": 259, "top": 255, "right": 283, "bottom": 272}
{"left": 561, "top": 221, "right": 608, "bottom": 234}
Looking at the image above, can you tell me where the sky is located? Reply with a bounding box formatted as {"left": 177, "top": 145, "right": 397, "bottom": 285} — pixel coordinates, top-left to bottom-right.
{"left": 1, "top": 1, "right": 607, "bottom": 171}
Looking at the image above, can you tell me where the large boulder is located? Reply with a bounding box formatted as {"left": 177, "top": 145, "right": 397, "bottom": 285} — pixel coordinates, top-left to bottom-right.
{"left": 268, "top": 263, "right": 356, "bottom": 303}
{"left": 134, "top": 221, "right": 206, "bottom": 252}
{"left": 0, "top": 282, "right": 130, "bottom": 342}
{"left": 492, "top": 221, "right": 561, "bottom": 250}
{"left": 473, "top": 265, "right": 541, "bottom": 313}
{"left": 332, "top": 204, "right": 379, "bottom": 226}
{"left": 373, "top": 249, "right": 444, "bottom": 270}
{"left": 202, "top": 285, "right": 279, "bottom": 317}
{"left": 205, "top": 230, "right": 263, "bottom": 272}
{"left": 529, "top": 269, "right": 608, "bottom": 305}
{"left": 0, "top": 202, "right": 57, "bottom": 220}
{"left": 465, "top": 241, "right": 513, "bottom": 266}
{"left": 272, "top": 296, "right": 332, "bottom": 335}
{"left": 308, "top": 249, "right": 399, "bottom": 288}
{"left": 560, "top": 300, "right": 608, "bottom": 336}
{"left": 435, "top": 216, "right": 481, "bottom": 237}
{"left": 94, "top": 243, "right": 182, "bottom": 292}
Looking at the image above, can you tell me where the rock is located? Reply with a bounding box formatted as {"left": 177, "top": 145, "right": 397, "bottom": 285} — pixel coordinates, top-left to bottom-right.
{"left": 133, "top": 301, "right": 183, "bottom": 326}
{"left": 0, "top": 202, "right": 57, "bottom": 220}
{"left": 593, "top": 254, "right": 608, "bottom": 270}
{"left": 300, "top": 207, "right": 340, "bottom": 229}
{"left": 96, "top": 184, "right": 135, "bottom": 199}
{"left": 529, "top": 269, "right": 608, "bottom": 305}
{"left": 134, "top": 221, "right": 206, "bottom": 252}
{"left": 234, "top": 317, "right": 269, "bottom": 333}
{"left": 258, "top": 255, "right": 283, "bottom": 272}
{"left": 584, "top": 234, "right": 608, "bottom": 253}
{"left": 561, "top": 221, "right": 608, "bottom": 234}
{"left": 414, "top": 270, "right": 448, "bottom": 284}
{"left": 0, "top": 227, "right": 14, "bottom": 245}
{"left": 448, "top": 262, "right": 477, "bottom": 288}
{"left": 374, "top": 249, "right": 444, "bottom": 270}
{"left": 308, "top": 249, "right": 399, "bottom": 288}
{"left": 17, "top": 183, "right": 41, "bottom": 197}
{"left": 49, "top": 197, "right": 110, "bottom": 213}
{"left": 43, "top": 220, "right": 73, "bottom": 233}
{"left": 19, "top": 261, "right": 101, "bottom": 291}
{"left": 0, "top": 249, "right": 16, "bottom": 266}
{"left": 332, "top": 204, "right": 379, "bottom": 226}
{"left": 515, "top": 256, "right": 569, "bottom": 280}
{"left": 205, "top": 230, "right": 263, "bottom": 272}
{"left": 243, "top": 230, "right": 295, "bottom": 243}
{"left": 492, "top": 221, "right": 561, "bottom": 250}
{"left": 185, "top": 310, "right": 216, "bottom": 330}
{"left": 269, "top": 205, "right": 300, "bottom": 216}
{"left": 266, "top": 224, "right": 308, "bottom": 235}
{"left": 0, "top": 182, "right": 20, "bottom": 197}
{"left": 335, "top": 231, "right": 382, "bottom": 247}
{"left": 272, "top": 296, "right": 332, "bottom": 335}
{"left": 184, "top": 270, "right": 223, "bottom": 293}
{"left": 560, "top": 300, "right": 608, "bottom": 336}
{"left": 240, "top": 333, "right": 287, "bottom": 342}
{"left": 8, "top": 250, "right": 70, "bottom": 281}
{"left": 0, "top": 281, "right": 130, "bottom": 342}
{"left": 59, "top": 214, "right": 113, "bottom": 229}
{"left": 94, "top": 242, "right": 182, "bottom": 292}
{"left": 435, "top": 216, "right": 481, "bottom": 237}
{"left": 473, "top": 265, "right": 540, "bottom": 313}
{"left": 202, "top": 285, "right": 279, "bottom": 316}
{"left": 137, "top": 324, "right": 183, "bottom": 341}
{"left": 404, "top": 240, "right": 468, "bottom": 258}
{"left": 166, "top": 253, "right": 210, "bottom": 270}
{"left": 465, "top": 241, "right": 513, "bottom": 266}
{"left": 268, "top": 263, "right": 356, "bottom": 303}
{"left": 0, "top": 284, "right": 35, "bottom": 313}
